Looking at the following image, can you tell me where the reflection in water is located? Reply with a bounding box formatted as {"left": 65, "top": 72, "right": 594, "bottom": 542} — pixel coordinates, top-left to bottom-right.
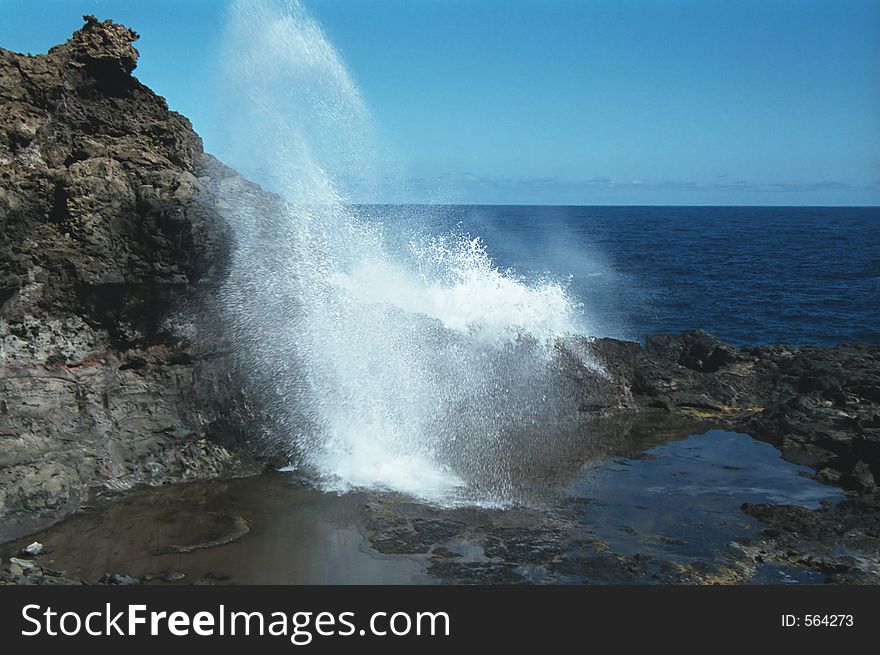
{"left": 11, "top": 476, "right": 429, "bottom": 584}
{"left": 2, "top": 427, "right": 844, "bottom": 585}
{"left": 571, "top": 431, "right": 843, "bottom": 560}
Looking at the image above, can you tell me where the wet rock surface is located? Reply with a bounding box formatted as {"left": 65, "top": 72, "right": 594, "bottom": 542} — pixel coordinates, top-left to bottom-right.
{"left": 362, "top": 492, "right": 876, "bottom": 585}
{"left": 576, "top": 331, "right": 880, "bottom": 584}
{"left": 739, "top": 500, "right": 880, "bottom": 583}
{"left": 363, "top": 499, "right": 759, "bottom": 585}
{"left": 614, "top": 331, "right": 877, "bottom": 495}
{"left": 578, "top": 329, "right": 879, "bottom": 498}
{"left": 0, "top": 433, "right": 875, "bottom": 586}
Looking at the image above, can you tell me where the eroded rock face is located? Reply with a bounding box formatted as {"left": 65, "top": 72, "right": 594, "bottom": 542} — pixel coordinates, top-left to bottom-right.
{"left": 0, "top": 15, "right": 232, "bottom": 353}
{"left": 0, "top": 17, "right": 265, "bottom": 538}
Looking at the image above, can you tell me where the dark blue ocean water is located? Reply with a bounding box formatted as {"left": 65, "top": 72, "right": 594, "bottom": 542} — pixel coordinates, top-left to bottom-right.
{"left": 362, "top": 205, "right": 879, "bottom": 347}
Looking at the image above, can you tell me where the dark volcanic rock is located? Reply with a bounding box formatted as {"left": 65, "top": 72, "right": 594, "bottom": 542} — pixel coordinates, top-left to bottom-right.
{"left": 548, "top": 552, "right": 701, "bottom": 584}
{"left": 426, "top": 560, "right": 528, "bottom": 584}
{"left": 581, "top": 331, "right": 879, "bottom": 583}
{"left": 739, "top": 500, "right": 880, "bottom": 582}
{"left": 1, "top": 16, "right": 877, "bottom": 587}
{"left": 586, "top": 331, "right": 880, "bottom": 496}
{"left": 0, "top": 17, "right": 267, "bottom": 538}
{"left": 99, "top": 572, "right": 140, "bottom": 585}
{"left": 1, "top": 15, "right": 227, "bottom": 350}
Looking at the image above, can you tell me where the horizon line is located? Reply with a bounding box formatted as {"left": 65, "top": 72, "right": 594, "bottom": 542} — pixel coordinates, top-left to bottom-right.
{"left": 345, "top": 202, "right": 880, "bottom": 209}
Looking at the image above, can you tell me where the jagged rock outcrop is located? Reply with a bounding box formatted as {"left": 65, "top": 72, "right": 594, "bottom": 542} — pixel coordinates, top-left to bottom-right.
{"left": 585, "top": 330, "right": 880, "bottom": 495}
{"left": 0, "top": 16, "right": 266, "bottom": 539}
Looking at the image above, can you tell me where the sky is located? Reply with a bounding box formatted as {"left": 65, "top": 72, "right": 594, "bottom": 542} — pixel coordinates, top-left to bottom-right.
{"left": 1, "top": 0, "right": 879, "bottom": 205}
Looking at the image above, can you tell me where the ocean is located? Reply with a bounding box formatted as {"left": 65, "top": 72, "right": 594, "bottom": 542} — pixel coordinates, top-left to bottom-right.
{"left": 211, "top": 0, "right": 879, "bottom": 505}
{"left": 358, "top": 204, "right": 880, "bottom": 347}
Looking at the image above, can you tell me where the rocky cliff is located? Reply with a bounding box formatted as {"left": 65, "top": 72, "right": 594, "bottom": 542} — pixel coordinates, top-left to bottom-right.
{"left": 0, "top": 16, "right": 265, "bottom": 539}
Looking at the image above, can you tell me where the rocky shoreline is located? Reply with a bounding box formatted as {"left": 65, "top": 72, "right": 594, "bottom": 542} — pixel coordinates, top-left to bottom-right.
{"left": 1, "top": 18, "right": 878, "bottom": 584}
{"left": 582, "top": 330, "right": 879, "bottom": 496}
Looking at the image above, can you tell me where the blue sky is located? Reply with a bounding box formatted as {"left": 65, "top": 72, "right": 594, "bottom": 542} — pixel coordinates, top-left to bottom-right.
{"left": 1, "top": 0, "right": 878, "bottom": 205}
